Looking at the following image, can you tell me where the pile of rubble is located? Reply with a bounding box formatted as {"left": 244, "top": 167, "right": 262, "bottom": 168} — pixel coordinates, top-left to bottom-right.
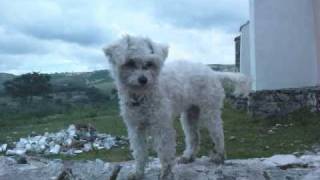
{"left": 0, "top": 124, "right": 127, "bottom": 156}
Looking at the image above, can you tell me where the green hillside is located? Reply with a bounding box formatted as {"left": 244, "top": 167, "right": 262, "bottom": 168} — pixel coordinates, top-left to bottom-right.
{"left": 0, "top": 70, "right": 114, "bottom": 95}
{"left": 0, "top": 73, "right": 15, "bottom": 95}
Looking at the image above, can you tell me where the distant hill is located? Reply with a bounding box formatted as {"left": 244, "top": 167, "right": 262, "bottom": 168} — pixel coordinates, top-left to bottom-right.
{"left": 208, "top": 64, "right": 236, "bottom": 72}
{"left": 0, "top": 70, "right": 114, "bottom": 95}
{"left": 0, "top": 73, "right": 16, "bottom": 94}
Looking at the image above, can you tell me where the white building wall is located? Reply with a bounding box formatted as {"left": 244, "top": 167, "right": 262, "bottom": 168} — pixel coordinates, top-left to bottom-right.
{"left": 249, "top": 0, "right": 318, "bottom": 90}
{"left": 239, "top": 22, "right": 251, "bottom": 79}
{"left": 314, "top": 0, "right": 320, "bottom": 84}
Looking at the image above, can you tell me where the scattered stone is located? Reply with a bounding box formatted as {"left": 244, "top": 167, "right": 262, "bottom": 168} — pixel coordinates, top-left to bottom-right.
{"left": 6, "top": 149, "right": 26, "bottom": 156}
{"left": 275, "top": 123, "right": 282, "bottom": 128}
{"left": 267, "top": 129, "right": 274, "bottom": 134}
{"left": 0, "top": 144, "right": 7, "bottom": 152}
{"left": 49, "top": 145, "right": 61, "bottom": 154}
{"left": 83, "top": 143, "right": 92, "bottom": 152}
{"left": 263, "top": 154, "right": 301, "bottom": 167}
{"left": 228, "top": 136, "right": 236, "bottom": 141}
{"left": 74, "top": 150, "right": 83, "bottom": 154}
{"left": 4, "top": 124, "right": 127, "bottom": 156}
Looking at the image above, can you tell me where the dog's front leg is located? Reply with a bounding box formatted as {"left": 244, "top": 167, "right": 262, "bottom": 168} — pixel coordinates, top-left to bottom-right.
{"left": 127, "top": 125, "right": 148, "bottom": 180}
{"left": 152, "top": 123, "right": 176, "bottom": 180}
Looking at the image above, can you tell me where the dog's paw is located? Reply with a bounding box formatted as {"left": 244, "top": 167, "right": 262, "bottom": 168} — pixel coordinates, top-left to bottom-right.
{"left": 209, "top": 153, "right": 225, "bottom": 165}
{"left": 127, "top": 171, "right": 143, "bottom": 180}
{"left": 160, "top": 170, "right": 174, "bottom": 180}
{"left": 177, "top": 156, "right": 195, "bottom": 164}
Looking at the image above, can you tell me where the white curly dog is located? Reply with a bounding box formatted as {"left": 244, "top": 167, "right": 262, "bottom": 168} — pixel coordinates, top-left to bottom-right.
{"left": 103, "top": 35, "right": 250, "bottom": 180}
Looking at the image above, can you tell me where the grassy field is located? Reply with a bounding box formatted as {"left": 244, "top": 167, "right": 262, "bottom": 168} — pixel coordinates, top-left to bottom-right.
{"left": 0, "top": 100, "right": 319, "bottom": 162}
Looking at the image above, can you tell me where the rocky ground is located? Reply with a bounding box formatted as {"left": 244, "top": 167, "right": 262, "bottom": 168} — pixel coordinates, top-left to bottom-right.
{"left": 1, "top": 154, "right": 320, "bottom": 180}
{"left": 1, "top": 124, "right": 320, "bottom": 180}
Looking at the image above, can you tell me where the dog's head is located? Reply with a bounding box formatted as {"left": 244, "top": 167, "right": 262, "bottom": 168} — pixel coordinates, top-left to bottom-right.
{"left": 103, "top": 35, "right": 168, "bottom": 92}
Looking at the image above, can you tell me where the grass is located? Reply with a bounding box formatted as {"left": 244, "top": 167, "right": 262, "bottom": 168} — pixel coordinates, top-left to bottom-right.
{"left": 0, "top": 100, "right": 319, "bottom": 162}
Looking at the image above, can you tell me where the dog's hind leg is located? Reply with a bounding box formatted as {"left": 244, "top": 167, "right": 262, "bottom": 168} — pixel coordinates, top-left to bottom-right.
{"left": 177, "top": 105, "right": 200, "bottom": 164}
{"left": 202, "top": 107, "right": 225, "bottom": 164}
{"left": 127, "top": 126, "right": 148, "bottom": 180}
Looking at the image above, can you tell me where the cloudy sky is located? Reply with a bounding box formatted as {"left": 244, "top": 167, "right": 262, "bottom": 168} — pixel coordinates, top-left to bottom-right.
{"left": 0, "top": 0, "right": 249, "bottom": 74}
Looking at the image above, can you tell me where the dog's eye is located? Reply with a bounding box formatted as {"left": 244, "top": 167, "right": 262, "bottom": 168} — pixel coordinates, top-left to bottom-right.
{"left": 143, "top": 61, "right": 155, "bottom": 69}
{"left": 125, "top": 60, "right": 136, "bottom": 68}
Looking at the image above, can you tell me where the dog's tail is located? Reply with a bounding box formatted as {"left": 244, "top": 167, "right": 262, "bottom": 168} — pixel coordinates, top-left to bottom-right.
{"left": 214, "top": 72, "right": 251, "bottom": 97}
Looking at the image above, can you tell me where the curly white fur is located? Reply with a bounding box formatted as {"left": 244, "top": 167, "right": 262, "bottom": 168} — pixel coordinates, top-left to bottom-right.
{"left": 103, "top": 35, "right": 248, "bottom": 180}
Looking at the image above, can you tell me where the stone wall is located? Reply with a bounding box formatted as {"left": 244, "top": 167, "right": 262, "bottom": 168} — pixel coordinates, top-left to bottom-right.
{"left": 229, "top": 86, "right": 320, "bottom": 118}
{"left": 226, "top": 95, "right": 248, "bottom": 111}
{"left": 248, "top": 86, "right": 320, "bottom": 118}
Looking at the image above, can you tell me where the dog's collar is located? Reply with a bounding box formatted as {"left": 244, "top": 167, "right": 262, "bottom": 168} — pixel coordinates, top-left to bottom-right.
{"left": 126, "top": 94, "right": 146, "bottom": 107}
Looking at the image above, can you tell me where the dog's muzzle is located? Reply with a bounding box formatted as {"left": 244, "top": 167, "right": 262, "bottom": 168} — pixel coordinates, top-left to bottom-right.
{"left": 138, "top": 76, "right": 148, "bottom": 85}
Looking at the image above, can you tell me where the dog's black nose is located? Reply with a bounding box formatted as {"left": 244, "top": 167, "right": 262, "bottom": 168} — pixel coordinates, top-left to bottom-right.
{"left": 138, "top": 76, "right": 148, "bottom": 85}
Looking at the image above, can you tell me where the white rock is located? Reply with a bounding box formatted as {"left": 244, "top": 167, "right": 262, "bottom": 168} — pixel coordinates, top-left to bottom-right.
{"left": 83, "top": 143, "right": 92, "bottom": 152}
{"left": 64, "top": 138, "right": 73, "bottom": 146}
{"left": 93, "top": 142, "right": 100, "bottom": 149}
{"left": 0, "top": 144, "right": 7, "bottom": 152}
{"left": 263, "top": 154, "right": 301, "bottom": 167}
{"left": 267, "top": 129, "right": 274, "bottom": 134}
{"left": 103, "top": 138, "right": 116, "bottom": 150}
{"left": 55, "top": 132, "right": 66, "bottom": 143}
{"left": 16, "top": 138, "right": 28, "bottom": 148}
{"left": 40, "top": 144, "right": 46, "bottom": 151}
{"left": 39, "top": 137, "right": 47, "bottom": 145}
{"left": 6, "top": 149, "right": 27, "bottom": 156}
{"left": 32, "top": 136, "right": 42, "bottom": 142}
{"left": 49, "top": 145, "right": 61, "bottom": 154}
{"left": 5, "top": 124, "right": 123, "bottom": 156}
{"left": 25, "top": 144, "right": 32, "bottom": 151}
{"left": 67, "top": 125, "right": 77, "bottom": 137}
{"left": 74, "top": 150, "right": 83, "bottom": 154}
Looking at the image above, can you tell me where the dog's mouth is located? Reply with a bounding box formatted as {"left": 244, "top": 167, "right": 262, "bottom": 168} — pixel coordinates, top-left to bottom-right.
{"left": 127, "top": 83, "right": 153, "bottom": 92}
{"left": 130, "top": 84, "right": 149, "bottom": 90}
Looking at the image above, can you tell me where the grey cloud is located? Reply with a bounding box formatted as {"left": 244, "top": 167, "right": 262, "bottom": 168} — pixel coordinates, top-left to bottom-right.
{"left": 0, "top": 27, "right": 50, "bottom": 55}
{"left": 0, "top": 0, "right": 248, "bottom": 74}
{"left": 19, "top": 22, "right": 108, "bottom": 46}
{"left": 127, "top": 0, "right": 249, "bottom": 31}
{"left": 0, "top": 48, "right": 108, "bottom": 74}
{"left": 0, "top": 0, "right": 113, "bottom": 47}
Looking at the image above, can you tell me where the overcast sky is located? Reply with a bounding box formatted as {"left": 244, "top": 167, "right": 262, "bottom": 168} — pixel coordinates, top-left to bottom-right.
{"left": 0, "top": 0, "right": 249, "bottom": 74}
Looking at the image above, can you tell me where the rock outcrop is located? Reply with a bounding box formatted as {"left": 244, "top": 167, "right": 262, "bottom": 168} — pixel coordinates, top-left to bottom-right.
{"left": 1, "top": 154, "right": 320, "bottom": 180}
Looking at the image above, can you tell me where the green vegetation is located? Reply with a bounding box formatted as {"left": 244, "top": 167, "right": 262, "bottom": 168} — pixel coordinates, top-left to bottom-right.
{"left": 1, "top": 71, "right": 319, "bottom": 162}
{"left": 0, "top": 99, "right": 319, "bottom": 162}
{"left": 4, "top": 72, "right": 51, "bottom": 101}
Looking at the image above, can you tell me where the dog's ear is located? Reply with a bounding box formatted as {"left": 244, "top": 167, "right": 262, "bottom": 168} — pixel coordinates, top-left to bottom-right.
{"left": 146, "top": 38, "right": 169, "bottom": 61}
{"left": 103, "top": 35, "right": 131, "bottom": 64}
{"left": 103, "top": 44, "right": 118, "bottom": 64}
{"left": 159, "top": 44, "right": 169, "bottom": 60}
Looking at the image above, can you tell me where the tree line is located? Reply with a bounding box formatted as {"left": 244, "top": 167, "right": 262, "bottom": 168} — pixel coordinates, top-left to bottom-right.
{"left": 3, "top": 72, "right": 111, "bottom": 103}
{"left": 4, "top": 72, "right": 51, "bottom": 101}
